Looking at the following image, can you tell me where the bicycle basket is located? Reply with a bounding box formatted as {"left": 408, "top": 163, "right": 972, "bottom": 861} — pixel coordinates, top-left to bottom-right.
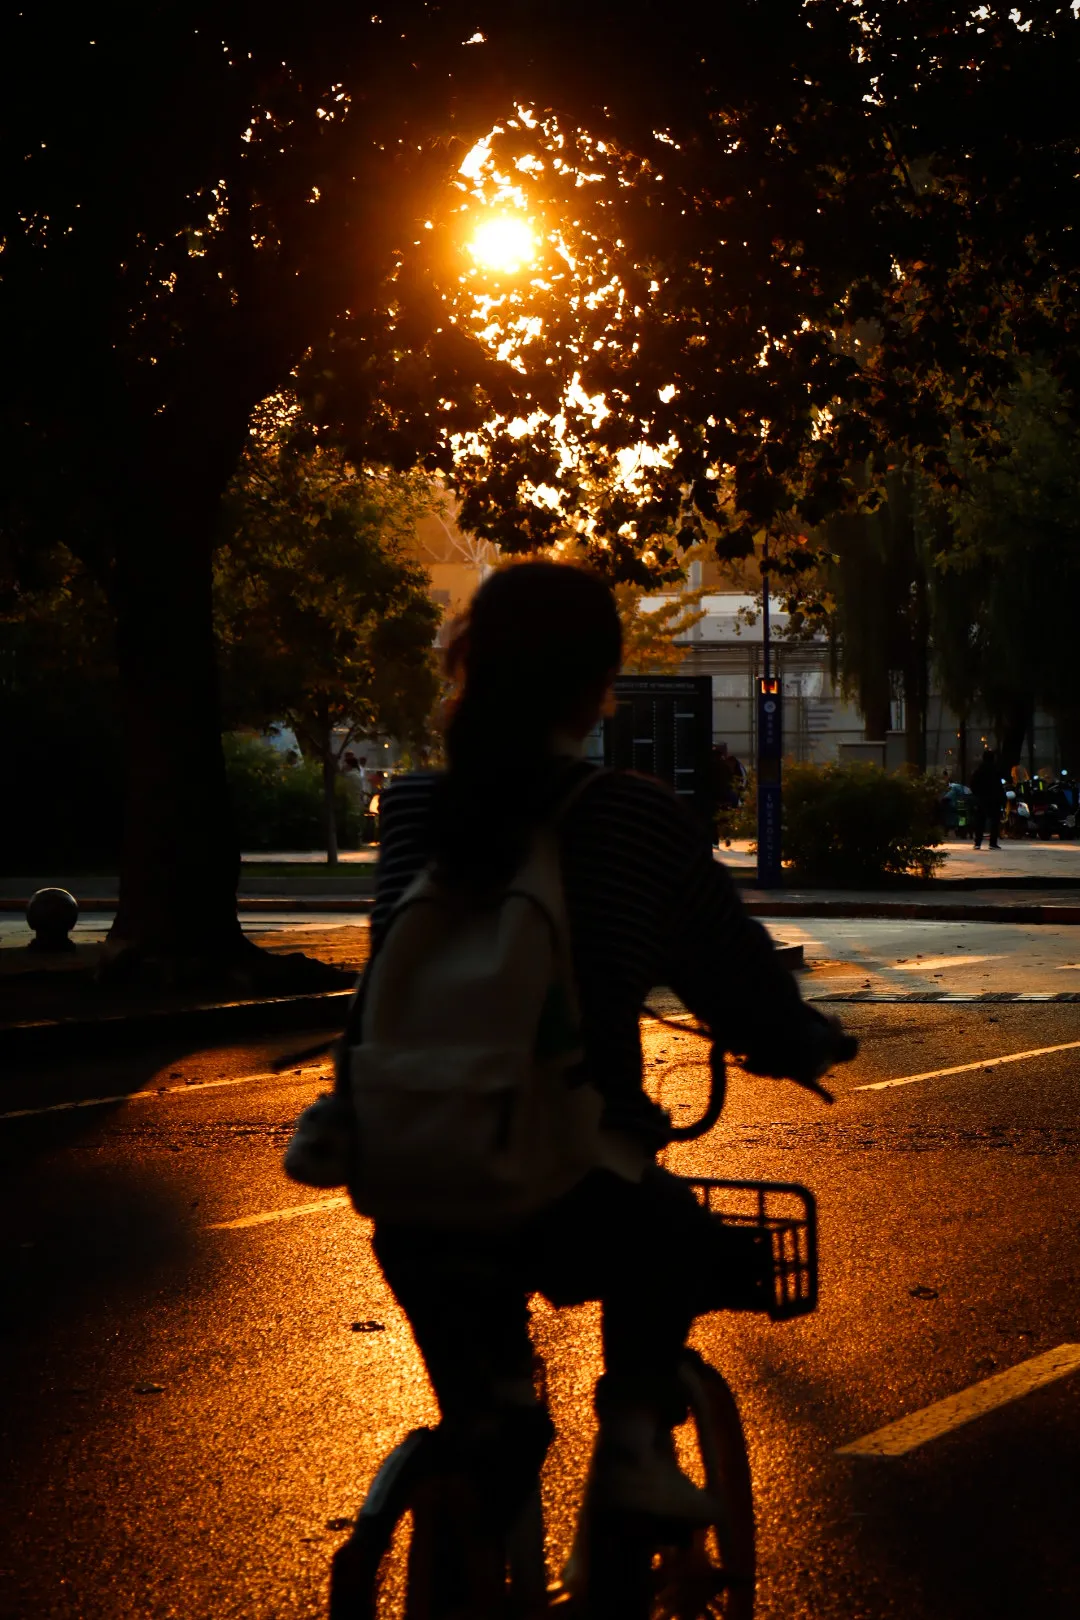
{"left": 683, "top": 1178, "right": 818, "bottom": 1322}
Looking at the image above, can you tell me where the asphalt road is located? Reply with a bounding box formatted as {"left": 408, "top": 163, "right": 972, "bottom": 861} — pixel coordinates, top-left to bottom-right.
{"left": 2, "top": 1002, "right": 1079, "bottom": 1619}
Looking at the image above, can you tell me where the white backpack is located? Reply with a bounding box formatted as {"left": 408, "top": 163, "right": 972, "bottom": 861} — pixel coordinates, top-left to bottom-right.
{"left": 345, "top": 775, "right": 605, "bottom": 1227}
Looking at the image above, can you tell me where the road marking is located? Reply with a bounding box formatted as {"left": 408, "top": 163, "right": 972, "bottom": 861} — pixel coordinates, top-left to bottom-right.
{"left": 208, "top": 1195, "right": 350, "bottom": 1230}
{"left": 808, "top": 992, "right": 1080, "bottom": 1002}
{"left": 891, "top": 954, "right": 1002, "bottom": 972}
{"left": 837, "top": 1344, "right": 1080, "bottom": 1458}
{"left": 0, "top": 1065, "right": 330, "bottom": 1122}
{"left": 854, "top": 1038, "right": 1080, "bottom": 1092}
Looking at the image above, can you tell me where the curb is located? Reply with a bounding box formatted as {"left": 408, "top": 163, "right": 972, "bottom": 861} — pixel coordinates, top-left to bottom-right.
{"left": 806, "top": 991, "right": 1080, "bottom": 1004}
{"left": 732, "top": 872, "right": 1080, "bottom": 893}
{"left": 0, "top": 989, "right": 354, "bottom": 1063}
{"left": 743, "top": 900, "right": 1080, "bottom": 925}
{"left": 1, "top": 943, "right": 802, "bottom": 1061}
{"left": 5, "top": 896, "right": 1079, "bottom": 924}
{"left": 0, "top": 897, "right": 375, "bottom": 915}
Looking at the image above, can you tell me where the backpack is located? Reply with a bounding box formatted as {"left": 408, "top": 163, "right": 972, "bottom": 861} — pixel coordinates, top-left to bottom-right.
{"left": 342, "top": 769, "right": 606, "bottom": 1228}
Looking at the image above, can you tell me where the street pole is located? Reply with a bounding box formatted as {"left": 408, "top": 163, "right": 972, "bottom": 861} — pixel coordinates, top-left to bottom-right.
{"left": 757, "top": 530, "right": 783, "bottom": 888}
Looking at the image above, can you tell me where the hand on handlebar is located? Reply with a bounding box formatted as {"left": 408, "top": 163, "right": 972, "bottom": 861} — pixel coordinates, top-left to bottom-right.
{"left": 789, "top": 1019, "right": 858, "bottom": 1104}
{"left": 743, "top": 1015, "right": 858, "bottom": 1106}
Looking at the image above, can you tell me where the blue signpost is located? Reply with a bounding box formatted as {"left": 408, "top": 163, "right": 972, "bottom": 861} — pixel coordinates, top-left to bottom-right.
{"left": 757, "top": 677, "right": 783, "bottom": 887}
{"left": 757, "top": 531, "right": 782, "bottom": 888}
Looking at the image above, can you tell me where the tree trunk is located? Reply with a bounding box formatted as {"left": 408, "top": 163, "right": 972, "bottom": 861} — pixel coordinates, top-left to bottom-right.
{"left": 1051, "top": 704, "right": 1080, "bottom": 774}
{"left": 323, "top": 748, "right": 340, "bottom": 866}
{"left": 957, "top": 713, "right": 969, "bottom": 786}
{"left": 106, "top": 497, "right": 244, "bottom": 965}
{"left": 997, "top": 695, "right": 1032, "bottom": 777}
{"left": 904, "top": 565, "right": 929, "bottom": 772}
{"left": 858, "top": 645, "right": 890, "bottom": 743}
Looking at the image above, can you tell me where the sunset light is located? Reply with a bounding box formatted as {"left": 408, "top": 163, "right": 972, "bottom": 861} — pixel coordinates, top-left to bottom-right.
{"left": 467, "top": 213, "right": 537, "bottom": 274}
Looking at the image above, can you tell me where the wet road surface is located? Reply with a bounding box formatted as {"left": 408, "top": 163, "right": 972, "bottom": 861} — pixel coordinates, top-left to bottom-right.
{"left": 2, "top": 1002, "right": 1079, "bottom": 1618}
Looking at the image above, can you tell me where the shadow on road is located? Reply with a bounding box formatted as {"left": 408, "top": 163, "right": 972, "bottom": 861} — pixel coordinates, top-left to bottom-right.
{"left": 843, "top": 1406, "right": 1080, "bottom": 1619}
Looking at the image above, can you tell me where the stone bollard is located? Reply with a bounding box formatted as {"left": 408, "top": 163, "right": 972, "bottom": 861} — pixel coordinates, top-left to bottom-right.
{"left": 26, "top": 888, "right": 79, "bottom": 953}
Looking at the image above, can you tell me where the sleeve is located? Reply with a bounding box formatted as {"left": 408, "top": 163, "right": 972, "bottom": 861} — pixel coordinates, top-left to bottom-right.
{"left": 661, "top": 820, "right": 832, "bottom": 1079}
{"left": 369, "top": 776, "right": 436, "bottom": 950}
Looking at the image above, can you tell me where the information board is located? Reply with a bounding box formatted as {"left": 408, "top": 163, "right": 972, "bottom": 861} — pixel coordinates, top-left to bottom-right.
{"left": 603, "top": 674, "right": 713, "bottom": 820}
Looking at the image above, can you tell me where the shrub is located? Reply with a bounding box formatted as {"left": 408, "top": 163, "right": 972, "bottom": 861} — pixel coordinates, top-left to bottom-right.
{"left": 780, "top": 761, "right": 944, "bottom": 884}
{"left": 0, "top": 619, "right": 124, "bottom": 874}
{"left": 223, "top": 733, "right": 365, "bottom": 852}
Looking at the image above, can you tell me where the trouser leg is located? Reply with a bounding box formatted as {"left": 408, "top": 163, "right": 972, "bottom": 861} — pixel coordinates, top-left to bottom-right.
{"left": 972, "top": 803, "right": 986, "bottom": 846}
{"left": 373, "top": 1224, "right": 553, "bottom": 1529}
{"left": 596, "top": 1173, "right": 703, "bottom": 1425}
{"left": 526, "top": 1168, "right": 710, "bottom": 1425}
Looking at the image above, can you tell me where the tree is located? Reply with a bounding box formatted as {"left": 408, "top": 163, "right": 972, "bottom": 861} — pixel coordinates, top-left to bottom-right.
{"left": 337, "top": 4, "right": 1080, "bottom": 584}
{"left": 824, "top": 469, "right": 931, "bottom": 765}
{"left": 821, "top": 362, "right": 1080, "bottom": 775}
{"left": 215, "top": 400, "right": 441, "bottom": 862}
{"left": 615, "top": 548, "right": 708, "bottom": 675}
{"left": 0, "top": 546, "right": 124, "bottom": 871}
{"left": 0, "top": 4, "right": 514, "bottom": 974}
{"left": 5, "top": 4, "right": 1079, "bottom": 973}
{"left": 930, "top": 365, "right": 1080, "bottom": 769}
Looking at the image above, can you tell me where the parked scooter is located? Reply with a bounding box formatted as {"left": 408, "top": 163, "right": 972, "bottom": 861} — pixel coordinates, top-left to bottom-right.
{"left": 1027, "top": 773, "right": 1079, "bottom": 840}
{"left": 1003, "top": 789, "right": 1032, "bottom": 839}
{"left": 939, "top": 781, "right": 974, "bottom": 837}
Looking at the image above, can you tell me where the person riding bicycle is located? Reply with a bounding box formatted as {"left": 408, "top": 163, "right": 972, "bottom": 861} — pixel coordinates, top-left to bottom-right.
{"left": 366, "top": 560, "right": 853, "bottom": 1542}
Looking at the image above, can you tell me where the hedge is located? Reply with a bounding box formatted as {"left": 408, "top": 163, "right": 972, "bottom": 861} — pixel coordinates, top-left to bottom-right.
{"left": 780, "top": 760, "right": 944, "bottom": 883}
{"left": 223, "top": 732, "right": 366, "bottom": 852}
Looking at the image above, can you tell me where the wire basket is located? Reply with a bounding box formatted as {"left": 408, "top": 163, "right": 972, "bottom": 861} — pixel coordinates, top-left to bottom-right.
{"left": 683, "top": 1177, "right": 819, "bottom": 1322}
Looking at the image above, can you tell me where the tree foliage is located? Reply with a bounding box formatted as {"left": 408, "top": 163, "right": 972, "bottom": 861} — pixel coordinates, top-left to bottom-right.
{"left": 823, "top": 362, "right": 1080, "bottom": 771}
{"left": 222, "top": 732, "right": 366, "bottom": 853}
{"left": 615, "top": 548, "right": 709, "bottom": 675}
{"left": 823, "top": 470, "right": 930, "bottom": 762}
{"left": 308, "top": 3, "right": 1080, "bottom": 589}
{"left": 930, "top": 365, "right": 1080, "bottom": 762}
{"left": 3, "top": 3, "right": 1079, "bottom": 954}
{"left": 0, "top": 548, "right": 123, "bottom": 870}
{"left": 215, "top": 399, "right": 441, "bottom": 856}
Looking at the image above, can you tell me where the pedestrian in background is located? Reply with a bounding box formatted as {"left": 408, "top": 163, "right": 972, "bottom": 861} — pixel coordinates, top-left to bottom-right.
{"left": 970, "top": 749, "right": 1005, "bottom": 849}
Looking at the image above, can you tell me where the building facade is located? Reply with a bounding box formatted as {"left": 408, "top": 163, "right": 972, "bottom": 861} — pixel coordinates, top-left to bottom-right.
{"left": 655, "top": 593, "right": 1061, "bottom": 778}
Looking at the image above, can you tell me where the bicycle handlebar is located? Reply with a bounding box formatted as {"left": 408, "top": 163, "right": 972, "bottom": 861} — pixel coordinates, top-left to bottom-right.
{"left": 647, "top": 1007, "right": 858, "bottom": 1142}
{"left": 666, "top": 1041, "right": 729, "bottom": 1141}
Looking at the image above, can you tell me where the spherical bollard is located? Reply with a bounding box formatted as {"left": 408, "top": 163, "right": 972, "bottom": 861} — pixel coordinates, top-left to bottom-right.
{"left": 26, "top": 887, "right": 79, "bottom": 953}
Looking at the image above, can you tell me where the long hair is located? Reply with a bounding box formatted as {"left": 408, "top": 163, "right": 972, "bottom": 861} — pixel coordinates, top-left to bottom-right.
{"left": 433, "top": 561, "right": 622, "bottom": 886}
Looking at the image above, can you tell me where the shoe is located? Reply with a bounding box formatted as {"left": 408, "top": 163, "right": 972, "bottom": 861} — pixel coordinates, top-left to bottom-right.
{"left": 588, "top": 1409, "right": 718, "bottom": 1526}
{"left": 557, "top": 1417, "right": 716, "bottom": 1602}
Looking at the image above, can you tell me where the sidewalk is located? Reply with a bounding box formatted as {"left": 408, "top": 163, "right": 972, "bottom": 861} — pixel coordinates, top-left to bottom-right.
{"left": 717, "top": 837, "right": 1080, "bottom": 886}
{"left": 4, "top": 840, "right": 1080, "bottom": 939}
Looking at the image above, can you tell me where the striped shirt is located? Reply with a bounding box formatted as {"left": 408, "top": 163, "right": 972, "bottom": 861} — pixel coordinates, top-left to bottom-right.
{"left": 372, "top": 767, "right": 815, "bottom": 1147}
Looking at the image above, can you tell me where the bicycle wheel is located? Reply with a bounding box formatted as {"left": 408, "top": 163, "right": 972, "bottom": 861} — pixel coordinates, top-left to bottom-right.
{"left": 651, "top": 1349, "right": 756, "bottom": 1620}
{"left": 329, "top": 1429, "right": 513, "bottom": 1620}
{"left": 329, "top": 1431, "right": 428, "bottom": 1620}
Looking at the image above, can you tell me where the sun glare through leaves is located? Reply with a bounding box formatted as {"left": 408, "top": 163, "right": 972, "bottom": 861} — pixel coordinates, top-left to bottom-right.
{"left": 467, "top": 213, "right": 537, "bottom": 274}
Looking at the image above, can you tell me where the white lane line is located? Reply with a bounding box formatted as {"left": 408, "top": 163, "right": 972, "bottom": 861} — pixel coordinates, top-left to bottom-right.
{"left": 854, "top": 1038, "right": 1080, "bottom": 1092}
{"left": 0, "top": 1065, "right": 330, "bottom": 1122}
{"left": 891, "top": 954, "right": 1002, "bottom": 972}
{"left": 837, "top": 1344, "right": 1080, "bottom": 1458}
{"left": 208, "top": 1195, "right": 350, "bottom": 1231}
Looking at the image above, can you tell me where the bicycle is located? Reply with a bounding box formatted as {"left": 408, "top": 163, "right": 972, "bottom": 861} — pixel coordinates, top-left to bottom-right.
{"left": 327, "top": 1030, "right": 841, "bottom": 1619}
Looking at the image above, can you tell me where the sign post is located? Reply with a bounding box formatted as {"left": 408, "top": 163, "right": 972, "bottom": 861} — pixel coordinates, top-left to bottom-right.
{"left": 757, "top": 676, "right": 782, "bottom": 888}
